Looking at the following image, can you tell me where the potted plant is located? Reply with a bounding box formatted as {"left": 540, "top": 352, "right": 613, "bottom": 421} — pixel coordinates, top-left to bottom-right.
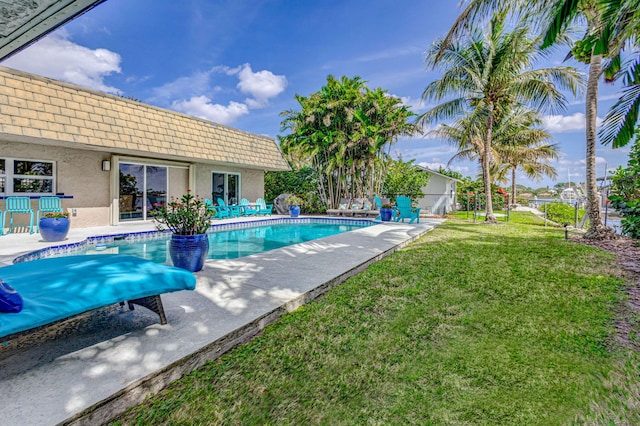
{"left": 39, "top": 211, "right": 70, "bottom": 242}
{"left": 151, "top": 191, "right": 214, "bottom": 272}
{"left": 285, "top": 194, "right": 304, "bottom": 218}
{"left": 380, "top": 203, "right": 394, "bottom": 222}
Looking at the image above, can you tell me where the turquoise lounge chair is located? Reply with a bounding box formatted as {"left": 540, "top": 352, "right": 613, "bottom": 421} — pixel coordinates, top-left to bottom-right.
{"left": 255, "top": 198, "right": 273, "bottom": 215}
{"left": 239, "top": 198, "right": 258, "bottom": 216}
{"left": 0, "top": 254, "right": 196, "bottom": 340}
{"left": 393, "top": 196, "right": 421, "bottom": 224}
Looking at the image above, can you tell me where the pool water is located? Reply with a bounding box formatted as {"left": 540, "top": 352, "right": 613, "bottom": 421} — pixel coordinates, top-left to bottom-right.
{"left": 79, "top": 221, "right": 371, "bottom": 264}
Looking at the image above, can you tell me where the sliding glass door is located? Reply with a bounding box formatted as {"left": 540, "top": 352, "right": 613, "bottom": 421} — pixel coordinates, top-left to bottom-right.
{"left": 119, "top": 163, "right": 167, "bottom": 221}
{"left": 212, "top": 172, "right": 240, "bottom": 205}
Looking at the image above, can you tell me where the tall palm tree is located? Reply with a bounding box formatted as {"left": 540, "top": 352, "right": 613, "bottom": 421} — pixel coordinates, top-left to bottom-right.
{"left": 546, "top": 0, "right": 640, "bottom": 149}
{"left": 489, "top": 108, "right": 558, "bottom": 201}
{"left": 543, "top": 0, "right": 616, "bottom": 238}
{"left": 419, "top": 11, "right": 582, "bottom": 223}
{"left": 440, "top": 0, "right": 619, "bottom": 237}
{"left": 434, "top": 107, "right": 558, "bottom": 202}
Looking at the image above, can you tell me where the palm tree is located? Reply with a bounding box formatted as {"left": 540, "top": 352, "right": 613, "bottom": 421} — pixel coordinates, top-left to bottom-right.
{"left": 434, "top": 107, "right": 558, "bottom": 202}
{"left": 546, "top": 0, "right": 640, "bottom": 149}
{"left": 488, "top": 108, "right": 558, "bottom": 201}
{"left": 542, "top": 0, "right": 617, "bottom": 238}
{"left": 419, "top": 11, "right": 582, "bottom": 223}
{"left": 439, "top": 0, "right": 619, "bottom": 237}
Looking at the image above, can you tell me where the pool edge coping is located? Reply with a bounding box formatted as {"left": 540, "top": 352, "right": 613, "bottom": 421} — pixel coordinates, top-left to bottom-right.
{"left": 62, "top": 220, "right": 441, "bottom": 425}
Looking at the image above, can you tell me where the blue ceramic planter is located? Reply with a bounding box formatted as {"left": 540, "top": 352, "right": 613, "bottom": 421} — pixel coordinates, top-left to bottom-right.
{"left": 380, "top": 208, "right": 393, "bottom": 222}
{"left": 39, "top": 217, "right": 70, "bottom": 242}
{"left": 289, "top": 205, "right": 301, "bottom": 218}
{"left": 169, "top": 234, "right": 210, "bottom": 272}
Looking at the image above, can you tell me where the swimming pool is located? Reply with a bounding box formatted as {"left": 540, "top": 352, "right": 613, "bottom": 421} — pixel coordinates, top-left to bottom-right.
{"left": 15, "top": 218, "right": 375, "bottom": 264}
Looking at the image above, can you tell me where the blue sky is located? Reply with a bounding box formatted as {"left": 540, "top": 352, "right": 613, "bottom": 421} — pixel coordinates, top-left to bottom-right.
{"left": 1, "top": 0, "right": 631, "bottom": 190}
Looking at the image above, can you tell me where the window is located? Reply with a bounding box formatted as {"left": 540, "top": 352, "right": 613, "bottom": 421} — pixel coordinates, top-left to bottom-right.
{"left": 0, "top": 158, "right": 55, "bottom": 195}
{"left": 0, "top": 159, "right": 5, "bottom": 194}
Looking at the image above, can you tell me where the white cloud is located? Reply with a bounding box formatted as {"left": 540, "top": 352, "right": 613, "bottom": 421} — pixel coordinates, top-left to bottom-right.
{"left": 152, "top": 63, "right": 287, "bottom": 124}
{"left": 543, "top": 112, "right": 603, "bottom": 133}
{"left": 2, "top": 29, "right": 122, "bottom": 94}
{"left": 172, "top": 96, "right": 249, "bottom": 125}
{"left": 398, "top": 95, "right": 431, "bottom": 113}
{"left": 151, "top": 71, "right": 217, "bottom": 102}
{"left": 232, "top": 64, "right": 287, "bottom": 108}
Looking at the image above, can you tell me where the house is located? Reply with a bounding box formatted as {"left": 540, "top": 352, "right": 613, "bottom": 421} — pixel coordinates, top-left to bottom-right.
{"left": 0, "top": 66, "right": 289, "bottom": 230}
{"left": 415, "top": 166, "right": 460, "bottom": 216}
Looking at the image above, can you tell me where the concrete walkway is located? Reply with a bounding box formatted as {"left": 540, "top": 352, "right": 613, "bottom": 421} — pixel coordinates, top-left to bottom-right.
{"left": 0, "top": 216, "right": 444, "bottom": 425}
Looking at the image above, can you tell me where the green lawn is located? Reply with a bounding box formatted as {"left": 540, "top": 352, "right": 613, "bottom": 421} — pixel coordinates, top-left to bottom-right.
{"left": 448, "top": 209, "right": 551, "bottom": 226}
{"left": 111, "top": 217, "right": 639, "bottom": 425}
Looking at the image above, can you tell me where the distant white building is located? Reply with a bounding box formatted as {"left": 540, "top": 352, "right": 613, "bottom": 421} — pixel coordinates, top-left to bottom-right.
{"left": 415, "top": 166, "right": 461, "bottom": 216}
{"left": 560, "top": 187, "right": 583, "bottom": 201}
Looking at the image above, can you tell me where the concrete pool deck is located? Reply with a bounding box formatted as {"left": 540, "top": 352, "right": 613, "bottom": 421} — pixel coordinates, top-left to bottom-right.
{"left": 0, "top": 215, "right": 445, "bottom": 425}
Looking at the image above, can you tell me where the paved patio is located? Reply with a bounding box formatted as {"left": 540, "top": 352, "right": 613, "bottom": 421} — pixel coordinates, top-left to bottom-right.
{"left": 0, "top": 216, "right": 444, "bottom": 425}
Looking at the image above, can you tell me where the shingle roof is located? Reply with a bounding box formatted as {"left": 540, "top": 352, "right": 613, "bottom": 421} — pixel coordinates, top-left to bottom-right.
{"left": 0, "top": 66, "right": 290, "bottom": 171}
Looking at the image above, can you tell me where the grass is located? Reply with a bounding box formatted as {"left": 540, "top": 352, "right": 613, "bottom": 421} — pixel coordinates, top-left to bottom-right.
{"left": 110, "top": 215, "right": 639, "bottom": 425}
{"left": 448, "top": 210, "right": 551, "bottom": 226}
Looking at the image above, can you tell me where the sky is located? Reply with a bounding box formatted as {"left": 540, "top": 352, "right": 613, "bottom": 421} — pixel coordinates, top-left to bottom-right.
{"left": 1, "top": 0, "right": 632, "bottom": 190}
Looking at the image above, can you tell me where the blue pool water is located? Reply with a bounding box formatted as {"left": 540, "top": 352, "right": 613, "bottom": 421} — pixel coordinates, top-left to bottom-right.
{"left": 18, "top": 219, "right": 374, "bottom": 264}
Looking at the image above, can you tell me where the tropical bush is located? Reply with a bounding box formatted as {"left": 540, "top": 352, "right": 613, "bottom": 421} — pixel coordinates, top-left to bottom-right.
{"left": 543, "top": 202, "right": 585, "bottom": 226}
{"left": 151, "top": 191, "right": 214, "bottom": 235}
{"left": 264, "top": 167, "right": 324, "bottom": 214}
{"left": 457, "top": 179, "right": 508, "bottom": 211}
{"left": 609, "top": 140, "right": 640, "bottom": 238}
{"left": 279, "top": 75, "right": 417, "bottom": 209}
{"left": 382, "top": 158, "right": 430, "bottom": 203}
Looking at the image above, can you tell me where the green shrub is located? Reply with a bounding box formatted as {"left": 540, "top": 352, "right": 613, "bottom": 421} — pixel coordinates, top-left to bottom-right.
{"left": 265, "top": 167, "right": 325, "bottom": 213}
{"left": 609, "top": 141, "right": 640, "bottom": 239}
{"left": 544, "top": 202, "right": 584, "bottom": 225}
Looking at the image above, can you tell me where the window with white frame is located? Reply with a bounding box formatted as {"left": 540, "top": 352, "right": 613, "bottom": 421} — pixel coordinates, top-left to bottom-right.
{"left": 0, "top": 158, "right": 55, "bottom": 195}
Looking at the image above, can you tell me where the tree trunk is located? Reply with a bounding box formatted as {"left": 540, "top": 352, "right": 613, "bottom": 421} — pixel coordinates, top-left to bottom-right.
{"left": 584, "top": 54, "right": 612, "bottom": 239}
{"left": 483, "top": 109, "right": 497, "bottom": 223}
{"left": 511, "top": 166, "right": 517, "bottom": 206}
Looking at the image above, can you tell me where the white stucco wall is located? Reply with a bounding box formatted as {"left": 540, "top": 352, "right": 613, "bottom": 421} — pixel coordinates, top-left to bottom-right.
{"left": 417, "top": 172, "right": 457, "bottom": 216}
{"left": 192, "top": 164, "right": 264, "bottom": 203}
{"left": 1, "top": 141, "right": 111, "bottom": 228}
{"left": 2, "top": 141, "right": 267, "bottom": 230}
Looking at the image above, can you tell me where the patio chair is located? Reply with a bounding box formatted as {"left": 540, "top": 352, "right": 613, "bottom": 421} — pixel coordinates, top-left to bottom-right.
{"left": 349, "top": 198, "right": 368, "bottom": 217}
{"left": 239, "top": 198, "right": 258, "bottom": 216}
{"left": 361, "top": 197, "right": 380, "bottom": 218}
{"left": 212, "top": 198, "right": 230, "bottom": 219}
{"left": 206, "top": 198, "right": 228, "bottom": 220}
{"left": 36, "top": 196, "right": 64, "bottom": 231}
{"left": 218, "top": 198, "right": 241, "bottom": 218}
{"left": 393, "top": 196, "right": 420, "bottom": 224}
{"left": 0, "top": 254, "right": 197, "bottom": 340}
{"left": 4, "top": 196, "right": 35, "bottom": 234}
{"left": 255, "top": 198, "right": 273, "bottom": 215}
{"left": 326, "top": 198, "right": 352, "bottom": 216}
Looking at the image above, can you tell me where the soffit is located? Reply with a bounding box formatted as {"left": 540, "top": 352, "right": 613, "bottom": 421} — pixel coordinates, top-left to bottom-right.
{"left": 0, "top": 0, "right": 106, "bottom": 61}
